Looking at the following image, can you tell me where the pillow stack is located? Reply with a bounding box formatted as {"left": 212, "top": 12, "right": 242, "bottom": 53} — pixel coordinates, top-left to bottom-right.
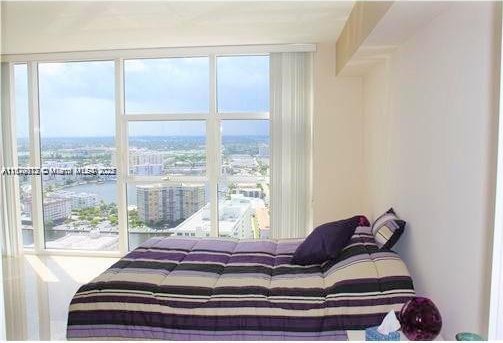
{"left": 290, "top": 209, "right": 406, "bottom": 266}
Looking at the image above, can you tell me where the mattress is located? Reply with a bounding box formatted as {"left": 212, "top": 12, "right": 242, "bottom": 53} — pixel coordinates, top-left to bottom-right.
{"left": 67, "top": 227, "right": 415, "bottom": 340}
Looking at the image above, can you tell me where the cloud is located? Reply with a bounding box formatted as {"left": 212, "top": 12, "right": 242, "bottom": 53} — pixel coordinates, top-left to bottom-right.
{"left": 39, "top": 96, "right": 115, "bottom": 137}
{"left": 125, "top": 57, "right": 209, "bottom": 113}
{"left": 124, "top": 59, "right": 146, "bottom": 72}
{"left": 14, "top": 64, "right": 29, "bottom": 138}
{"left": 216, "top": 55, "right": 269, "bottom": 112}
{"left": 129, "top": 120, "right": 206, "bottom": 137}
{"left": 38, "top": 62, "right": 65, "bottom": 76}
{"left": 26, "top": 56, "right": 269, "bottom": 138}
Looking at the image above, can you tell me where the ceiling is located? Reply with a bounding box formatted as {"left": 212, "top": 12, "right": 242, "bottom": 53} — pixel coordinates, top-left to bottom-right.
{"left": 1, "top": 1, "right": 354, "bottom": 55}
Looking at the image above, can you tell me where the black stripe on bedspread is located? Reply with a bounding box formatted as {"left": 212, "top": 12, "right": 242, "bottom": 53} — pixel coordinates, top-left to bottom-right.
{"left": 68, "top": 310, "right": 391, "bottom": 332}
{"left": 76, "top": 276, "right": 413, "bottom": 297}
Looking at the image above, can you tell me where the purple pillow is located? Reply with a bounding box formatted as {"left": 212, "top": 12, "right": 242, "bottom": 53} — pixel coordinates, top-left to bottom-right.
{"left": 291, "top": 215, "right": 370, "bottom": 265}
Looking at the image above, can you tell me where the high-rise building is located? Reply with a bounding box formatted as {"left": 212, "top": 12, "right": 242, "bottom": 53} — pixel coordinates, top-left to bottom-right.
{"left": 180, "top": 186, "right": 206, "bottom": 218}
{"left": 136, "top": 183, "right": 205, "bottom": 225}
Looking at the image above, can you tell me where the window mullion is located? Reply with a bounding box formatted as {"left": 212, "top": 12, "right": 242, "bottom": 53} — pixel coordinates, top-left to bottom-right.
{"left": 219, "top": 112, "right": 270, "bottom": 120}
{"left": 125, "top": 114, "right": 210, "bottom": 121}
{"left": 27, "top": 61, "right": 44, "bottom": 253}
{"left": 115, "top": 58, "right": 128, "bottom": 253}
{"left": 208, "top": 55, "right": 219, "bottom": 237}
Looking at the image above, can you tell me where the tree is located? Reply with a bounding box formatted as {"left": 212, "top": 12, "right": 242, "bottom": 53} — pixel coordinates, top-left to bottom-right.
{"left": 108, "top": 214, "right": 118, "bottom": 226}
{"left": 90, "top": 218, "right": 100, "bottom": 227}
{"left": 128, "top": 209, "right": 144, "bottom": 228}
{"left": 45, "top": 219, "right": 54, "bottom": 230}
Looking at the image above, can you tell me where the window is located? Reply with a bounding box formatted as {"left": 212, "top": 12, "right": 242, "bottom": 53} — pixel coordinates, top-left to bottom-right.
{"left": 125, "top": 55, "right": 270, "bottom": 247}
{"left": 38, "top": 61, "right": 118, "bottom": 250}
{"left": 9, "top": 52, "right": 271, "bottom": 254}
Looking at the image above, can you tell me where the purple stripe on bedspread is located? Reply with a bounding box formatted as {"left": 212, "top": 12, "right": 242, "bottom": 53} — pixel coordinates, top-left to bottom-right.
{"left": 68, "top": 325, "right": 348, "bottom": 341}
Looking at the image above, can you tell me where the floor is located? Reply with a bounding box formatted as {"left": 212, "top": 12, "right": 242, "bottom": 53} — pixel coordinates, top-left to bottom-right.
{"left": 2, "top": 254, "right": 117, "bottom": 340}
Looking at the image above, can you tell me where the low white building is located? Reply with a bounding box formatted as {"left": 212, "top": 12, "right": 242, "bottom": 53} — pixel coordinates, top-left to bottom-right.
{"left": 43, "top": 197, "right": 72, "bottom": 222}
{"left": 233, "top": 186, "right": 264, "bottom": 199}
{"left": 70, "top": 192, "right": 100, "bottom": 209}
{"left": 53, "top": 190, "right": 99, "bottom": 209}
{"left": 171, "top": 194, "right": 253, "bottom": 238}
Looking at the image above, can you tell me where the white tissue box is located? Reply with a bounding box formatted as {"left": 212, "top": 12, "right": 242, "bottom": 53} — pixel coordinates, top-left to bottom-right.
{"left": 365, "top": 326, "right": 400, "bottom": 341}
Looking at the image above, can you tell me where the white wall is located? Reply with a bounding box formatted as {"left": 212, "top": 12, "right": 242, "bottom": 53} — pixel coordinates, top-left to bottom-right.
{"left": 313, "top": 42, "right": 364, "bottom": 226}
{"left": 362, "top": 2, "right": 501, "bottom": 338}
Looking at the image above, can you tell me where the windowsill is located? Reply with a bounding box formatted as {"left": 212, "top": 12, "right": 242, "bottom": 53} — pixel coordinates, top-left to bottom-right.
{"left": 23, "top": 249, "right": 123, "bottom": 258}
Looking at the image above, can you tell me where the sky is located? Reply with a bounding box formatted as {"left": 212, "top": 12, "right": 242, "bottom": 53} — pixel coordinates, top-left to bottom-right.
{"left": 15, "top": 56, "right": 269, "bottom": 138}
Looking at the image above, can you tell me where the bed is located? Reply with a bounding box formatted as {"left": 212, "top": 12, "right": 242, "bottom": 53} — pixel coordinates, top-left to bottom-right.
{"left": 67, "top": 226, "right": 414, "bottom": 340}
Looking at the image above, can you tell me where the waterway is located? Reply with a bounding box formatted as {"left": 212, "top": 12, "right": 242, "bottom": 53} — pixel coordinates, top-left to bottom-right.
{"left": 62, "top": 181, "right": 137, "bottom": 205}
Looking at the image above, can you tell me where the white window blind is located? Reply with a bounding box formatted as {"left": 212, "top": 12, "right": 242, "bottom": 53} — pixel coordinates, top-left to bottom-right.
{"left": 270, "top": 52, "right": 313, "bottom": 238}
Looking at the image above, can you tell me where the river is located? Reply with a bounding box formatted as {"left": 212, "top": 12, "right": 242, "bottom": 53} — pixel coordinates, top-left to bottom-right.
{"left": 62, "top": 181, "right": 137, "bottom": 205}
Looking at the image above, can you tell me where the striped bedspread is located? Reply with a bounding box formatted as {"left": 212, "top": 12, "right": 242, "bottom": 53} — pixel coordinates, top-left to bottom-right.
{"left": 67, "top": 227, "right": 414, "bottom": 340}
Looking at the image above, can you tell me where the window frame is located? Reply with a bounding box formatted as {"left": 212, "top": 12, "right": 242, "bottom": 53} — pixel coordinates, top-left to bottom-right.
{"left": 4, "top": 44, "right": 295, "bottom": 257}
